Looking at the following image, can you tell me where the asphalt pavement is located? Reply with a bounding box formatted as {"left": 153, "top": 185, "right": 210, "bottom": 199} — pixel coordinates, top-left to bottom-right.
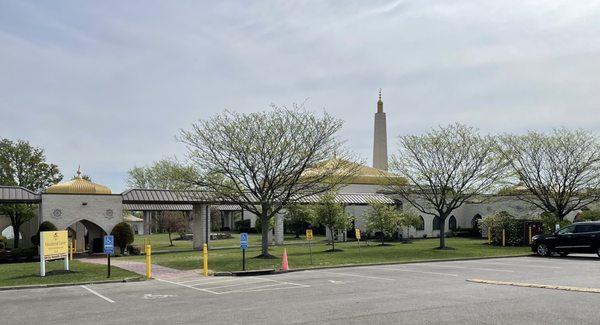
{"left": 2, "top": 255, "right": 600, "bottom": 324}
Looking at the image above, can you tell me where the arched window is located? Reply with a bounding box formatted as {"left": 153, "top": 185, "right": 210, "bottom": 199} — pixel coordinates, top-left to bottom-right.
{"left": 471, "top": 214, "right": 482, "bottom": 229}
{"left": 433, "top": 216, "right": 441, "bottom": 231}
{"left": 416, "top": 216, "right": 425, "bottom": 231}
{"left": 449, "top": 216, "right": 457, "bottom": 230}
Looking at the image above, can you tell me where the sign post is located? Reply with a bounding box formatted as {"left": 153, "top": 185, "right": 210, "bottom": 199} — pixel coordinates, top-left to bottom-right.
{"left": 240, "top": 232, "right": 248, "bottom": 271}
{"left": 39, "top": 230, "right": 69, "bottom": 277}
{"left": 103, "top": 235, "right": 114, "bottom": 278}
{"left": 355, "top": 228, "right": 362, "bottom": 255}
{"left": 306, "top": 229, "right": 313, "bottom": 265}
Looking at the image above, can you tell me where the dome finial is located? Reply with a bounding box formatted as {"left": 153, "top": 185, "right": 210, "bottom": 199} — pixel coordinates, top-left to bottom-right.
{"left": 76, "top": 165, "right": 82, "bottom": 179}
{"left": 378, "top": 88, "right": 382, "bottom": 101}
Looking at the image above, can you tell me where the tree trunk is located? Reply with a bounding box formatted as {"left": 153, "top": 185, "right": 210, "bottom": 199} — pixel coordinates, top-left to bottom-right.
{"left": 260, "top": 212, "right": 271, "bottom": 258}
{"left": 168, "top": 231, "right": 173, "bottom": 246}
{"left": 439, "top": 217, "right": 446, "bottom": 249}
{"left": 12, "top": 221, "right": 21, "bottom": 249}
{"left": 380, "top": 230, "right": 385, "bottom": 246}
{"left": 331, "top": 227, "right": 335, "bottom": 251}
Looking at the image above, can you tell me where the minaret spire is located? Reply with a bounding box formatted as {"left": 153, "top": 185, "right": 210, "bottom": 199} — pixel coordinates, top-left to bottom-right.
{"left": 373, "top": 89, "right": 388, "bottom": 171}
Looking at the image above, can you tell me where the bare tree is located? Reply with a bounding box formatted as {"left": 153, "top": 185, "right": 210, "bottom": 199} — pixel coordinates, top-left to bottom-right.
{"left": 389, "top": 124, "right": 508, "bottom": 249}
{"left": 499, "top": 128, "right": 600, "bottom": 220}
{"left": 159, "top": 211, "right": 188, "bottom": 246}
{"left": 126, "top": 157, "right": 199, "bottom": 190}
{"left": 178, "top": 105, "right": 357, "bottom": 258}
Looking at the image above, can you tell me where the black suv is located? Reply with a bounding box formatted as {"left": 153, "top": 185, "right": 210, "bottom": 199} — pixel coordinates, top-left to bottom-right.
{"left": 532, "top": 221, "right": 600, "bottom": 257}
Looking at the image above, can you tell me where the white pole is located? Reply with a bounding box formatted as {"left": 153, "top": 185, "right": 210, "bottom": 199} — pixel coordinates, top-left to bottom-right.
{"left": 64, "top": 255, "right": 69, "bottom": 271}
{"left": 40, "top": 233, "right": 45, "bottom": 277}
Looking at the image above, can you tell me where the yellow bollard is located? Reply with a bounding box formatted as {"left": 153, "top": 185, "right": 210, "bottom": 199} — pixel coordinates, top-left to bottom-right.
{"left": 528, "top": 226, "right": 532, "bottom": 245}
{"left": 145, "top": 244, "right": 152, "bottom": 278}
{"left": 202, "top": 243, "right": 208, "bottom": 277}
{"left": 502, "top": 229, "right": 506, "bottom": 247}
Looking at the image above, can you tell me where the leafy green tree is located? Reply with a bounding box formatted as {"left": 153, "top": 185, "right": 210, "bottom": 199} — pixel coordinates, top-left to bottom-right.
{"left": 179, "top": 106, "right": 358, "bottom": 258}
{"left": 126, "top": 157, "right": 199, "bottom": 190}
{"left": 365, "top": 201, "right": 401, "bottom": 245}
{"left": 0, "top": 139, "right": 63, "bottom": 248}
{"left": 500, "top": 129, "right": 600, "bottom": 220}
{"left": 398, "top": 209, "right": 423, "bottom": 242}
{"left": 111, "top": 222, "right": 134, "bottom": 254}
{"left": 284, "top": 203, "right": 315, "bottom": 238}
{"left": 390, "top": 124, "right": 509, "bottom": 249}
{"left": 579, "top": 210, "right": 600, "bottom": 221}
{"left": 314, "top": 193, "right": 353, "bottom": 252}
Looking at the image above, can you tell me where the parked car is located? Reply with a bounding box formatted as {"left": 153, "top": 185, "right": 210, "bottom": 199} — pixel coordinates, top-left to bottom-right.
{"left": 531, "top": 221, "right": 600, "bottom": 257}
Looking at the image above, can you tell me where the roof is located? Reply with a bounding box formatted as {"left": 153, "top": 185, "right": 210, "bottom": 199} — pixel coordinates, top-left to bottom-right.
{"left": 215, "top": 204, "right": 243, "bottom": 211}
{"left": 121, "top": 189, "right": 218, "bottom": 204}
{"left": 298, "top": 192, "right": 394, "bottom": 205}
{"left": 123, "top": 203, "right": 193, "bottom": 211}
{"left": 46, "top": 169, "right": 111, "bottom": 195}
{"left": 0, "top": 186, "right": 41, "bottom": 203}
{"left": 123, "top": 214, "right": 144, "bottom": 222}
{"left": 302, "top": 158, "right": 406, "bottom": 186}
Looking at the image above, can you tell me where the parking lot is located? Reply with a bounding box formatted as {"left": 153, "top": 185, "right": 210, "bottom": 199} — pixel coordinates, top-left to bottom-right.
{"left": 3, "top": 255, "right": 600, "bottom": 324}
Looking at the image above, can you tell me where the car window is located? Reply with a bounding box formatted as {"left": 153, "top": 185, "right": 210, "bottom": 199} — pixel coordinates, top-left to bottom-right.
{"left": 557, "top": 225, "right": 575, "bottom": 235}
{"left": 575, "top": 225, "right": 595, "bottom": 233}
{"left": 593, "top": 225, "right": 600, "bottom": 232}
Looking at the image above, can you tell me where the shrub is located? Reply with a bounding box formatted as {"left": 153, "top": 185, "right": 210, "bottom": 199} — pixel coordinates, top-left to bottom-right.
{"left": 0, "top": 235, "right": 7, "bottom": 250}
{"left": 539, "top": 212, "right": 571, "bottom": 234}
{"left": 578, "top": 210, "right": 600, "bottom": 222}
{"left": 234, "top": 219, "right": 251, "bottom": 231}
{"left": 111, "top": 222, "right": 134, "bottom": 254}
{"left": 31, "top": 221, "right": 58, "bottom": 246}
{"left": 127, "top": 244, "right": 141, "bottom": 255}
{"left": 481, "top": 211, "right": 523, "bottom": 246}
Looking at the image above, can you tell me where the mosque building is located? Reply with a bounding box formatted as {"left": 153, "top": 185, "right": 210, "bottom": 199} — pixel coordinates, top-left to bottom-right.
{"left": 0, "top": 93, "right": 586, "bottom": 251}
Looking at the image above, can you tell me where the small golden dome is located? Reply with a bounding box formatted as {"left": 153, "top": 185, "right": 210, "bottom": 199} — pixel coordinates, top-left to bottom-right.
{"left": 45, "top": 167, "right": 112, "bottom": 194}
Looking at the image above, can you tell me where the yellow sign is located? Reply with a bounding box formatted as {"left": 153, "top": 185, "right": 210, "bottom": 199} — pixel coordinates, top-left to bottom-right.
{"left": 306, "top": 229, "right": 313, "bottom": 241}
{"left": 355, "top": 228, "right": 361, "bottom": 240}
{"left": 42, "top": 231, "right": 69, "bottom": 261}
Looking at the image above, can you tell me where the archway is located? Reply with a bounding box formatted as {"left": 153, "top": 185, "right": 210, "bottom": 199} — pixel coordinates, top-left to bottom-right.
{"left": 433, "top": 216, "right": 441, "bottom": 231}
{"left": 0, "top": 225, "right": 23, "bottom": 249}
{"left": 471, "top": 214, "right": 483, "bottom": 235}
{"left": 416, "top": 216, "right": 425, "bottom": 231}
{"left": 449, "top": 215, "right": 457, "bottom": 230}
{"left": 67, "top": 219, "right": 107, "bottom": 253}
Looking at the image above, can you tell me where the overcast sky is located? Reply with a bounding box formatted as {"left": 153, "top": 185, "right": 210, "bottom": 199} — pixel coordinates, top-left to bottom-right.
{"left": 2, "top": 0, "right": 600, "bottom": 192}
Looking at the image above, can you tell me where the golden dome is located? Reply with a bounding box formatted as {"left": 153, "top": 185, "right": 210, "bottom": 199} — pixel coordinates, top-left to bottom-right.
{"left": 302, "top": 158, "right": 407, "bottom": 186}
{"left": 45, "top": 167, "right": 112, "bottom": 195}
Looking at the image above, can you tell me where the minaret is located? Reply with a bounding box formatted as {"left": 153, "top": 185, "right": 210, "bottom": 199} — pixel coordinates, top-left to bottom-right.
{"left": 373, "top": 89, "right": 388, "bottom": 171}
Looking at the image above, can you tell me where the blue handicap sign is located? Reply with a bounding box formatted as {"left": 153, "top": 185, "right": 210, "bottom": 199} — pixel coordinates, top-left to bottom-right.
{"left": 240, "top": 233, "right": 248, "bottom": 250}
{"left": 104, "top": 235, "right": 114, "bottom": 254}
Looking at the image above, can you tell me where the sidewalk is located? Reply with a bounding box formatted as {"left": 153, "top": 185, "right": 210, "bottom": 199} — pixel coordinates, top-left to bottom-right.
{"left": 79, "top": 256, "right": 201, "bottom": 280}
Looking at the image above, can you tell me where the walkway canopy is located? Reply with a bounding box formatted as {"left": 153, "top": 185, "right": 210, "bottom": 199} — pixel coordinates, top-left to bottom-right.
{"left": 0, "top": 186, "right": 40, "bottom": 204}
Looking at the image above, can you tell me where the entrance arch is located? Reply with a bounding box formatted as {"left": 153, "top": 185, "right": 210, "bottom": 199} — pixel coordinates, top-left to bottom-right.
{"left": 67, "top": 219, "right": 107, "bottom": 253}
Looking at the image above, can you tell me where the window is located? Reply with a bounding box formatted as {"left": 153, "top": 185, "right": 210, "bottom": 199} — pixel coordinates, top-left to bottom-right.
{"left": 433, "top": 216, "right": 440, "bottom": 231}
{"left": 416, "top": 216, "right": 425, "bottom": 231}
{"left": 471, "top": 214, "right": 482, "bottom": 229}
{"left": 557, "top": 225, "right": 575, "bottom": 235}
{"left": 449, "top": 216, "right": 457, "bottom": 230}
{"left": 575, "top": 224, "right": 600, "bottom": 233}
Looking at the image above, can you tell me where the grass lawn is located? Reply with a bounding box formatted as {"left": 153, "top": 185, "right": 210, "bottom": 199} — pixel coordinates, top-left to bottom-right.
{"left": 122, "top": 237, "right": 530, "bottom": 272}
{"left": 133, "top": 232, "right": 327, "bottom": 251}
{"left": 0, "top": 260, "right": 140, "bottom": 288}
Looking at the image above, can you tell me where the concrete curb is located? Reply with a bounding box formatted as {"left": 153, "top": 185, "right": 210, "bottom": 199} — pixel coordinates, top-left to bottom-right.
{"left": 467, "top": 278, "right": 600, "bottom": 294}
{"left": 0, "top": 276, "right": 145, "bottom": 291}
{"left": 213, "top": 253, "right": 534, "bottom": 276}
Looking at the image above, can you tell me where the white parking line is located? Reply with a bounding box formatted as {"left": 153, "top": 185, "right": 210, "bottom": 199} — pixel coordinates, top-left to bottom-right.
{"left": 314, "top": 271, "right": 396, "bottom": 281}
{"left": 464, "top": 260, "right": 562, "bottom": 269}
{"left": 365, "top": 266, "right": 459, "bottom": 277}
{"left": 188, "top": 278, "right": 245, "bottom": 286}
{"left": 81, "top": 285, "right": 115, "bottom": 303}
{"left": 204, "top": 279, "right": 270, "bottom": 290}
{"left": 157, "top": 278, "right": 220, "bottom": 295}
{"left": 411, "top": 263, "right": 515, "bottom": 273}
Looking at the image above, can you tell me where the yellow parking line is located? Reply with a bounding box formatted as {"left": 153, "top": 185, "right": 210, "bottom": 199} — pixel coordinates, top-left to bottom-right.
{"left": 467, "top": 279, "right": 600, "bottom": 293}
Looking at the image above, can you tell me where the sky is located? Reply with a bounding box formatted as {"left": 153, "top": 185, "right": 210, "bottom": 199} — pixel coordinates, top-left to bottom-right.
{"left": 1, "top": 0, "right": 600, "bottom": 192}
